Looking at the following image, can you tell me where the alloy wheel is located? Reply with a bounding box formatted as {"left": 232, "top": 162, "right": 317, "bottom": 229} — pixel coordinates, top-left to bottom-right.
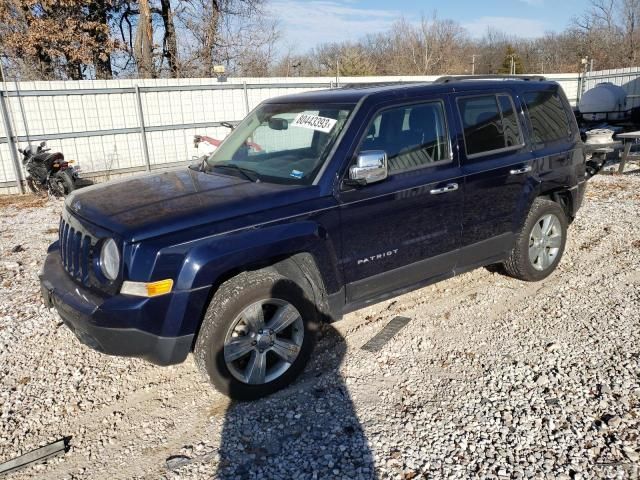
{"left": 528, "top": 213, "right": 562, "bottom": 271}
{"left": 223, "top": 298, "right": 304, "bottom": 385}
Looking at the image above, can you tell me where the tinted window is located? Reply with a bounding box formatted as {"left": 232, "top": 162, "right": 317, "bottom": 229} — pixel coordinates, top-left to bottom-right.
{"left": 498, "top": 95, "right": 521, "bottom": 147}
{"left": 523, "top": 91, "right": 572, "bottom": 144}
{"left": 458, "top": 94, "right": 523, "bottom": 157}
{"left": 359, "top": 102, "right": 450, "bottom": 172}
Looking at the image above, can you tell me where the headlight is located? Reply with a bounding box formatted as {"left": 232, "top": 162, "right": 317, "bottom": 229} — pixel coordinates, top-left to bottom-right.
{"left": 100, "top": 238, "right": 120, "bottom": 281}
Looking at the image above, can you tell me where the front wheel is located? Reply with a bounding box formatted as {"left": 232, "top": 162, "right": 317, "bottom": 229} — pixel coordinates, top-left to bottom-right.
{"left": 49, "top": 170, "right": 75, "bottom": 197}
{"left": 194, "top": 270, "right": 318, "bottom": 401}
{"left": 503, "top": 198, "right": 568, "bottom": 282}
{"left": 26, "top": 176, "right": 47, "bottom": 196}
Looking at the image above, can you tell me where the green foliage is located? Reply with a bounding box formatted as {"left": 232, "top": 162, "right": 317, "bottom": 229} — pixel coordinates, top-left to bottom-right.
{"left": 498, "top": 45, "right": 524, "bottom": 74}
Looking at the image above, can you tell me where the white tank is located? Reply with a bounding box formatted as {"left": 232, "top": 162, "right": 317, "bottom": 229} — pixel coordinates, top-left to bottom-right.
{"left": 579, "top": 83, "right": 628, "bottom": 121}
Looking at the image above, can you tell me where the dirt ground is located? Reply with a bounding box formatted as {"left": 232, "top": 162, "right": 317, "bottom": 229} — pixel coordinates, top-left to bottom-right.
{"left": 0, "top": 171, "right": 639, "bottom": 479}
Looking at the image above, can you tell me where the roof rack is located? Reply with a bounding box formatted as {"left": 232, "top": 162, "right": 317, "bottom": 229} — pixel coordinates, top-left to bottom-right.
{"left": 340, "top": 81, "right": 423, "bottom": 89}
{"left": 434, "top": 75, "right": 546, "bottom": 84}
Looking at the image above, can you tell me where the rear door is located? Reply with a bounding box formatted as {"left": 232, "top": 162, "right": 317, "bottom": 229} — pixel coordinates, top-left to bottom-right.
{"left": 453, "top": 91, "right": 534, "bottom": 269}
{"left": 338, "top": 96, "right": 463, "bottom": 305}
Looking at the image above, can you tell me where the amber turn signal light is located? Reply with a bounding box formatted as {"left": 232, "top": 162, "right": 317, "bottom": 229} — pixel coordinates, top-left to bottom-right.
{"left": 120, "top": 279, "right": 173, "bottom": 297}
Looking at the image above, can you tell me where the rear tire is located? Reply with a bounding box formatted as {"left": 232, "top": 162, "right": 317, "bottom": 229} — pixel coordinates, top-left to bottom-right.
{"left": 503, "top": 198, "right": 568, "bottom": 282}
{"left": 194, "top": 270, "right": 318, "bottom": 401}
{"left": 50, "top": 170, "right": 75, "bottom": 197}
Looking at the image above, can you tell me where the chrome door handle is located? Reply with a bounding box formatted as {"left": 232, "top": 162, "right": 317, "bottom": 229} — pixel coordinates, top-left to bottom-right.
{"left": 430, "top": 183, "right": 459, "bottom": 195}
{"left": 510, "top": 165, "right": 532, "bottom": 175}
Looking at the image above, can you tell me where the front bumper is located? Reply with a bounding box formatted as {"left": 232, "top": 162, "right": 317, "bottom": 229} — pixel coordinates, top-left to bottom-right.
{"left": 40, "top": 250, "right": 196, "bottom": 366}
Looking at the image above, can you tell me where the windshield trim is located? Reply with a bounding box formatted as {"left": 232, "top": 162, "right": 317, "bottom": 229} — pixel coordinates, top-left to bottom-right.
{"left": 310, "top": 98, "right": 366, "bottom": 186}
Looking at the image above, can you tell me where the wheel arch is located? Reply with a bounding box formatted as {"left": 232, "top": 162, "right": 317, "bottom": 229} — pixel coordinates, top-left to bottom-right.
{"left": 514, "top": 180, "right": 579, "bottom": 235}
{"left": 188, "top": 251, "right": 333, "bottom": 351}
{"left": 537, "top": 187, "right": 576, "bottom": 223}
{"left": 177, "top": 223, "right": 342, "bottom": 349}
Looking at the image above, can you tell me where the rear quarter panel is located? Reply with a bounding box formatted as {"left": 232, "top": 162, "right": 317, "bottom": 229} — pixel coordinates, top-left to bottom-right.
{"left": 516, "top": 83, "right": 586, "bottom": 224}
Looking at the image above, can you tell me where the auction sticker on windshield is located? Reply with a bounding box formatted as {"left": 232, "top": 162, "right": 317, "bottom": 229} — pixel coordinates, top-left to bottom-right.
{"left": 291, "top": 113, "right": 337, "bottom": 133}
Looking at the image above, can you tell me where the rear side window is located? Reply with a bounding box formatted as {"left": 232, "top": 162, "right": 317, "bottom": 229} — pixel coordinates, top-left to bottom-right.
{"left": 458, "top": 94, "right": 524, "bottom": 158}
{"left": 522, "top": 91, "right": 572, "bottom": 144}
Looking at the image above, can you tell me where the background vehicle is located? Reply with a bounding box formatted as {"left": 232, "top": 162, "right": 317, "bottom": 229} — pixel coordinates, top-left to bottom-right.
{"left": 20, "top": 142, "right": 82, "bottom": 197}
{"left": 40, "top": 77, "right": 586, "bottom": 401}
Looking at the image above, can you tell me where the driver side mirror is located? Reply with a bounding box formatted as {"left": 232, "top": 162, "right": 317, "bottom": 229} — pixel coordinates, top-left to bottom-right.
{"left": 348, "top": 150, "right": 388, "bottom": 186}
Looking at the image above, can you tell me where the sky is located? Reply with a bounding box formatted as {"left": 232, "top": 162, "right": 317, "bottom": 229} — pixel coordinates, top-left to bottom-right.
{"left": 269, "top": 0, "right": 587, "bottom": 52}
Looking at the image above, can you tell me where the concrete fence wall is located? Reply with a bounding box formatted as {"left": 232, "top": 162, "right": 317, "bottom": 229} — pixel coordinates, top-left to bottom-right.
{"left": 0, "top": 71, "right": 625, "bottom": 195}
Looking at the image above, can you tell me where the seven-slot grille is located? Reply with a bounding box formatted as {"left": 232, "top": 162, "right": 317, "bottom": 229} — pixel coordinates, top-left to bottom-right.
{"left": 59, "top": 217, "right": 93, "bottom": 285}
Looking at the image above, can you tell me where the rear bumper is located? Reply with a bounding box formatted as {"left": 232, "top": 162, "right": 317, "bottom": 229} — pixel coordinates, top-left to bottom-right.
{"left": 40, "top": 250, "right": 197, "bottom": 366}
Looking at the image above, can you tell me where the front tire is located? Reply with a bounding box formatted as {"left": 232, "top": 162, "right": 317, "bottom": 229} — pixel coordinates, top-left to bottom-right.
{"left": 26, "top": 176, "right": 47, "bottom": 196}
{"left": 194, "top": 270, "right": 318, "bottom": 401}
{"left": 503, "top": 198, "right": 568, "bottom": 282}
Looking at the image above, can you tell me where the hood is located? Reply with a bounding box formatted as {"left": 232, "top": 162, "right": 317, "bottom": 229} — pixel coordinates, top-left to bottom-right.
{"left": 66, "top": 168, "right": 313, "bottom": 241}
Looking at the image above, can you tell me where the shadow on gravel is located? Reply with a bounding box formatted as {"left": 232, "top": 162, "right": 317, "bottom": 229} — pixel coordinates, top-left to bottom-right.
{"left": 215, "top": 280, "right": 376, "bottom": 479}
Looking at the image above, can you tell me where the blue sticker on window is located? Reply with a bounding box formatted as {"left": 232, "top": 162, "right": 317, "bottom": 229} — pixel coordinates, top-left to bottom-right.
{"left": 290, "top": 170, "right": 304, "bottom": 179}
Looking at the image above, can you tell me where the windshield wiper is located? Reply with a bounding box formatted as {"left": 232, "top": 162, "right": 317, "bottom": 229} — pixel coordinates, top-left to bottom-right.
{"left": 210, "top": 163, "right": 259, "bottom": 182}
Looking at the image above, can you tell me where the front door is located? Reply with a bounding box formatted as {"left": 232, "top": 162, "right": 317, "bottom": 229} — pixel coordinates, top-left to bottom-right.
{"left": 338, "top": 98, "right": 463, "bottom": 305}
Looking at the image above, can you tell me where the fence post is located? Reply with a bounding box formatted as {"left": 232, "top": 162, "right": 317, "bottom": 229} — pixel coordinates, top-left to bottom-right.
{"left": 242, "top": 81, "right": 250, "bottom": 115}
{"left": 0, "top": 91, "right": 25, "bottom": 194}
{"left": 135, "top": 85, "right": 151, "bottom": 171}
{"left": 14, "top": 80, "right": 32, "bottom": 150}
{"left": 576, "top": 74, "right": 583, "bottom": 105}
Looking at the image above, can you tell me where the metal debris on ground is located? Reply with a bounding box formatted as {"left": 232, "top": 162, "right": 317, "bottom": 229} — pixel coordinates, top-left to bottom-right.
{"left": 165, "top": 455, "right": 192, "bottom": 470}
{"left": 0, "top": 438, "right": 69, "bottom": 476}
{"left": 361, "top": 316, "right": 411, "bottom": 352}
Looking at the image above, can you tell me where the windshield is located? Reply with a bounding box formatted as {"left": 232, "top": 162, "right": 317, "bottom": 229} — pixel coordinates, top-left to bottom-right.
{"left": 206, "top": 103, "right": 354, "bottom": 184}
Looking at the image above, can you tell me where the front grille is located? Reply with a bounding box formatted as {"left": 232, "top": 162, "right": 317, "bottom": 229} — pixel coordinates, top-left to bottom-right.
{"left": 59, "top": 217, "right": 94, "bottom": 285}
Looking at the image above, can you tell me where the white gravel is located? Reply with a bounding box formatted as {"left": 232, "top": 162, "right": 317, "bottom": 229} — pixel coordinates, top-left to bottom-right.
{"left": 0, "top": 171, "right": 639, "bottom": 480}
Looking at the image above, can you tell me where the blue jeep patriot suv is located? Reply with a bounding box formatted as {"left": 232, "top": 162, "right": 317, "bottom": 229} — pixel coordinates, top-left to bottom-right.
{"left": 40, "top": 76, "right": 586, "bottom": 400}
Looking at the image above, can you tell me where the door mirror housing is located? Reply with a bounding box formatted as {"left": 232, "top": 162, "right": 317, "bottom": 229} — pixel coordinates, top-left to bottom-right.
{"left": 348, "top": 150, "right": 388, "bottom": 185}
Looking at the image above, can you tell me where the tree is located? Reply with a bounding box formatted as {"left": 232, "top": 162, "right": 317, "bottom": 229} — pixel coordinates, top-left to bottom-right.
{"left": 159, "top": 0, "right": 179, "bottom": 77}
{"left": 177, "top": 0, "right": 277, "bottom": 77}
{"left": 133, "top": 0, "right": 155, "bottom": 78}
{"left": 0, "top": 0, "right": 119, "bottom": 79}
{"left": 499, "top": 45, "right": 524, "bottom": 74}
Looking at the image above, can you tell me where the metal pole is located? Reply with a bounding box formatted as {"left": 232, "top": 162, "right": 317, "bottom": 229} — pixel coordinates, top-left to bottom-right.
{"left": 0, "top": 57, "right": 28, "bottom": 152}
{"left": 577, "top": 72, "right": 583, "bottom": 104}
{"left": 14, "top": 79, "right": 32, "bottom": 150}
{"left": 0, "top": 91, "right": 25, "bottom": 193}
{"left": 134, "top": 85, "right": 151, "bottom": 171}
{"left": 242, "top": 81, "right": 250, "bottom": 115}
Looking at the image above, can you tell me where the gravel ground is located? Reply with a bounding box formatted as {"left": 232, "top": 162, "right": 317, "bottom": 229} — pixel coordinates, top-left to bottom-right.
{"left": 0, "top": 171, "right": 639, "bottom": 480}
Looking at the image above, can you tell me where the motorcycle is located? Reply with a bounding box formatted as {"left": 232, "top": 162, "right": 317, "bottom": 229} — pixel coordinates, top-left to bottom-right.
{"left": 19, "top": 142, "right": 82, "bottom": 197}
